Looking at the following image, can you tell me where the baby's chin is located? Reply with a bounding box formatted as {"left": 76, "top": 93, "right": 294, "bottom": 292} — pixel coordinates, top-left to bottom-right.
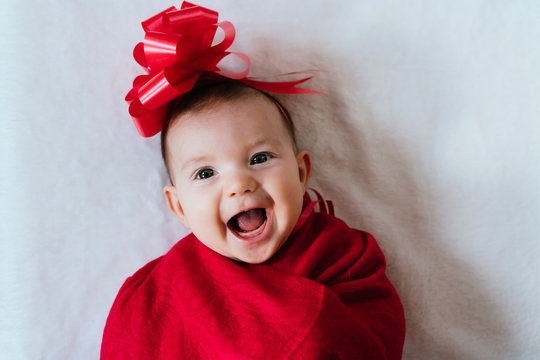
{"left": 231, "top": 251, "right": 278, "bottom": 264}
{"left": 225, "top": 237, "right": 288, "bottom": 264}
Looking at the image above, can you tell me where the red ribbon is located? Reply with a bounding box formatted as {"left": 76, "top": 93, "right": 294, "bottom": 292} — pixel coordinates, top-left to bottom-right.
{"left": 126, "top": 1, "right": 323, "bottom": 137}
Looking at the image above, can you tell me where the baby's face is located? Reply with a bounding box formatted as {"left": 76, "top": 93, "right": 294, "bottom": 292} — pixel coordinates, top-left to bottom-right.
{"left": 163, "top": 95, "right": 311, "bottom": 264}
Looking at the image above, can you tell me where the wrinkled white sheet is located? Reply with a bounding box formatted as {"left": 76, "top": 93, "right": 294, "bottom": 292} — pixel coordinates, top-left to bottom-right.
{"left": 2, "top": 0, "right": 539, "bottom": 359}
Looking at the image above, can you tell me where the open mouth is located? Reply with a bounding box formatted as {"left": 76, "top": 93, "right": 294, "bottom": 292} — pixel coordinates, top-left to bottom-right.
{"left": 227, "top": 208, "right": 268, "bottom": 239}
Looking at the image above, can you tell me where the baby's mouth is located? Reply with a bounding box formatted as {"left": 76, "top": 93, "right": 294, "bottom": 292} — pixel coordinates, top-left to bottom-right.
{"left": 227, "top": 208, "right": 268, "bottom": 238}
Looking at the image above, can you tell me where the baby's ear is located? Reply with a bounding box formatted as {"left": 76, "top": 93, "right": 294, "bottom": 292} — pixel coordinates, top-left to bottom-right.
{"left": 296, "top": 150, "right": 312, "bottom": 190}
{"left": 163, "top": 185, "right": 190, "bottom": 228}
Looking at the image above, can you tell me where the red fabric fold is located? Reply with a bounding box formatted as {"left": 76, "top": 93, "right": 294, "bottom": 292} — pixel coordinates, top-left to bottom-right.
{"left": 101, "top": 207, "right": 405, "bottom": 359}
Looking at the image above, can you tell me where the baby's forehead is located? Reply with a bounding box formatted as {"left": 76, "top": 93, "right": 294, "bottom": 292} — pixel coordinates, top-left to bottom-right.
{"left": 171, "top": 93, "right": 282, "bottom": 133}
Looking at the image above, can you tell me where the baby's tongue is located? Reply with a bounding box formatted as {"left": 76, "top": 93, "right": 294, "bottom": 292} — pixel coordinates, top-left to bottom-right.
{"left": 235, "top": 209, "right": 265, "bottom": 232}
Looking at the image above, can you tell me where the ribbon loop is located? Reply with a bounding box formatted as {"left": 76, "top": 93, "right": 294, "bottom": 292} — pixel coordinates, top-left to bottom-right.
{"left": 143, "top": 32, "right": 193, "bottom": 70}
{"left": 126, "top": 1, "right": 322, "bottom": 137}
{"left": 164, "top": 6, "right": 218, "bottom": 38}
{"left": 210, "top": 21, "right": 235, "bottom": 52}
{"left": 141, "top": 6, "right": 176, "bottom": 32}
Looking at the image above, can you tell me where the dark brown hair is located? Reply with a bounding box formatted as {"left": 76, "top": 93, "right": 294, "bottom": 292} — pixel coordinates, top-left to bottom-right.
{"left": 160, "top": 80, "right": 296, "bottom": 182}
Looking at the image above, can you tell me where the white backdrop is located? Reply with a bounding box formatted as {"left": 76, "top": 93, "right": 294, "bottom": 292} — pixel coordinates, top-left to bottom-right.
{"left": 2, "top": 0, "right": 540, "bottom": 359}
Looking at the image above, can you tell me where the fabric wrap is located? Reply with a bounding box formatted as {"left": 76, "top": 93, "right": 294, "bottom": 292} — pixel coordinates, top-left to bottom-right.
{"left": 101, "top": 206, "right": 405, "bottom": 359}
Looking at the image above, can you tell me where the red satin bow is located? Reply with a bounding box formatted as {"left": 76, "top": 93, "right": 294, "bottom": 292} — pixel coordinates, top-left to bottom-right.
{"left": 125, "top": 1, "right": 322, "bottom": 137}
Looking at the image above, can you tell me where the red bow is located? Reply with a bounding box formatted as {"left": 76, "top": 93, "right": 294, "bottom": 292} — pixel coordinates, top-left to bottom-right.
{"left": 125, "top": 1, "right": 322, "bottom": 137}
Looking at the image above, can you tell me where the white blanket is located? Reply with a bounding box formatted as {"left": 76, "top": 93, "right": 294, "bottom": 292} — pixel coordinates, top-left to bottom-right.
{"left": 2, "top": 0, "right": 539, "bottom": 358}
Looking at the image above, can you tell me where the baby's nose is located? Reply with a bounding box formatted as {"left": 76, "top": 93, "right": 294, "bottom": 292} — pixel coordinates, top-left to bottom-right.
{"left": 225, "top": 171, "right": 257, "bottom": 198}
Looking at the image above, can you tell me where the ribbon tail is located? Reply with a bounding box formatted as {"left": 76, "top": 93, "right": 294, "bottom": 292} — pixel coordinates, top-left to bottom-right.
{"left": 241, "top": 77, "right": 325, "bottom": 95}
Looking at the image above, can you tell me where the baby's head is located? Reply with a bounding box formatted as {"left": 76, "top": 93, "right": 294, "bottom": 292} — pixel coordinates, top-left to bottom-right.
{"left": 162, "top": 81, "right": 312, "bottom": 264}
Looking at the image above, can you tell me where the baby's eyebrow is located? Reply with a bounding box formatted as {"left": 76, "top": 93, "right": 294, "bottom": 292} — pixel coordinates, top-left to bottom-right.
{"left": 180, "top": 155, "right": 212, "bottom": 172}
{"left": 248, "top": 137, "right": 282, "bottom": 148}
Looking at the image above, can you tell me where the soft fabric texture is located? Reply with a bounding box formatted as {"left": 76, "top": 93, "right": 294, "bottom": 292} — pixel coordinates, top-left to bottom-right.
{"left": 101, "top": 198, "right": 405, "bottom": 359}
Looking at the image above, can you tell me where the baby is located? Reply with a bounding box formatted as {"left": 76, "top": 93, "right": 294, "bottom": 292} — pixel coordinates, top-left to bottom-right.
{"left": 102, "top": 3, "right": 405, "bottom": 359}
{"left": 161, "top": 82, "right": 310, "bottom": 265}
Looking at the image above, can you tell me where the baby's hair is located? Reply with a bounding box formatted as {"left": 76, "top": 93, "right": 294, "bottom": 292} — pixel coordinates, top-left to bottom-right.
{"left": 160, "top": 80, "right": 296, "bottom": 182}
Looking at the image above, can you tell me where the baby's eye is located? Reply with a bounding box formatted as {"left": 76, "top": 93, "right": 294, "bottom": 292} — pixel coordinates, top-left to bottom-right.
{"left": 250, "top": 152, "right": 272, "bottom": 165}
{"left": 195, "top": 168, "right": 215, "bottom": 180}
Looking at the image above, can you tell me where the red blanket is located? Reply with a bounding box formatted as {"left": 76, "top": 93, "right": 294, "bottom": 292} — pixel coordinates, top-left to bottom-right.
{"left": 101, "top": 201, "right": 405, "bottom": 359}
